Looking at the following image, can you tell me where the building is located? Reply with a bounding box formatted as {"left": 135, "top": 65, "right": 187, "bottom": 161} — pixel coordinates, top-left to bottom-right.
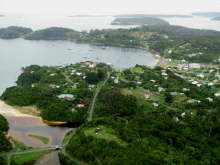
{"left": 58, "top": 94, "right": 75, "bottom": 101}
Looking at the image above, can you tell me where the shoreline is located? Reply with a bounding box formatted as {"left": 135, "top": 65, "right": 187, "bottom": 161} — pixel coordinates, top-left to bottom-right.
{"left": 0, "top": 100, "right": 70, "bottom": 148}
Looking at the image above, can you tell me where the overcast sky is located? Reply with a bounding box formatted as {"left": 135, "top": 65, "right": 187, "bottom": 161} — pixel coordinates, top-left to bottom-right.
{"left": 1, "top": 0, "right": 220, "bottom": 15}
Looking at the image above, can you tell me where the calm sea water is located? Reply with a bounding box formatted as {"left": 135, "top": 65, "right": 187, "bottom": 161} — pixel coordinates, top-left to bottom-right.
{"left": 0, "top": 15, "right": 220, "bottom": 94}
{"left": 0, "top": 39, "right": 155, "bottom": 94}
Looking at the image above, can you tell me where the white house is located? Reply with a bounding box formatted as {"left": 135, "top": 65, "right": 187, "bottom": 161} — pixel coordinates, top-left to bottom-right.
{"left": 58, "top": 94, "right": 75, "bottom": 101}
{"left": 214, "top": 92, "right": 220, "bottom": 97}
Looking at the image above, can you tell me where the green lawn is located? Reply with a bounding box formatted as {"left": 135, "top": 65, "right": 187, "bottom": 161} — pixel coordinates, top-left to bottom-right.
{"left": 84, "top": 125, "right": 127, "bottom": 146}
{"left": 11, "top": 151, "right": 50, "bottom": 165}
{"left": 130, "top": 67, "right": 144, "bottom": 73}
{"left": 28, "top": 134, "right": 49, "bottom": 144}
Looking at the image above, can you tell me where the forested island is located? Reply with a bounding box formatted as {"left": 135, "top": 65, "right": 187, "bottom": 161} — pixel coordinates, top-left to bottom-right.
{"left": 0, "top": 26, "right": 32, "bottom": 39}
{"left": 213, "top": 17, "right": 220, "bottom": 21}
{"left": 111, "top": 17, "right": 169, "bottom": 25}
{"left": 1, "top": 61, "right": 220, "bottom": 164}
{"left": 192, "top": 12, "right": 220, "bottom": 17}
{"left": 115, "top": 14, "right": 192, "bottom": 18}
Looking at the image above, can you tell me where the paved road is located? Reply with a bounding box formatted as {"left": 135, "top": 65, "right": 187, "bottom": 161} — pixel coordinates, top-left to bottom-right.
{"left": 0, "top": 147, "right": 56, "bottom": 157}
{"left": 87, "top": 72, "right": 111, "bottom": 121}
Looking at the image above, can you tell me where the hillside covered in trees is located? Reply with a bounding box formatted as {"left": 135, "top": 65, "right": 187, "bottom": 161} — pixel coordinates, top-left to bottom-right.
{"left": 2, "top": 62, "right": 220, "bottom": 164}
{"left": 0, "top": 26, "right": 32, "bottom": 39}
{"left": 1, "top": 63, "right": 110, "bottom": 123}
{"left": 0, "top": 115, "right": 12, "bottom": 164}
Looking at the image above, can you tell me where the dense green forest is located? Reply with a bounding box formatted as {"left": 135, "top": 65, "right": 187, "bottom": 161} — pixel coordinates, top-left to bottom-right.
{"left": 1, "top": 63, "right": 110, "bottom": 123}
{"left": 25, "top": 27, "right": 81, "bottom": 40}
{"left": 0, "top": 26, "right": 33, "bottom": 39}
{"left": 2, "top": 62, "right": 220, "bottom": 164}
{"left": 60, "top": 65, "right": 220, "bottom": 165}
{"left": 111, "top": 17, "right": 169, "bottom": 25}
{"left": 0, "top": 114, "right": 12, "bottom": 164}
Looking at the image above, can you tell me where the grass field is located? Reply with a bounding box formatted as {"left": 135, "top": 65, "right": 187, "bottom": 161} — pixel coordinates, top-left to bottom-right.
{"left": 84, "top": 125, "right": 127, "bottom": 146}
{"left": 11, "top": 151, "right": 50, "bottom": 165}
{"left": 28, "top": 134, "right": 49, "bottom": 144}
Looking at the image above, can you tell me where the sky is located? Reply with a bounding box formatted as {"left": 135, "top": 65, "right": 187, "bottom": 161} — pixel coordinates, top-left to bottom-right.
{"left": 1, "top": 0, "right": 220, "bottom": 15}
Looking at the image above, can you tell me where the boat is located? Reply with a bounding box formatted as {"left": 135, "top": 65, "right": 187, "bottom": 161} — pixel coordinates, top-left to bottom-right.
{"left": 43, "top": 120, "right": 67, "bottom": 126}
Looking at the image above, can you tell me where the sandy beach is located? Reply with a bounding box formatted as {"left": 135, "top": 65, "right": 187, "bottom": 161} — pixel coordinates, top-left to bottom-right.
{"left": 0, "top": 100, "right": 70, "bottom": 148}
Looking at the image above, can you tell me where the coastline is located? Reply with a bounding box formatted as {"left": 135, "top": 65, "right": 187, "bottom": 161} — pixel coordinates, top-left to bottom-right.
{"left": 0, "top": 100, "right": 70, "bottom": 148}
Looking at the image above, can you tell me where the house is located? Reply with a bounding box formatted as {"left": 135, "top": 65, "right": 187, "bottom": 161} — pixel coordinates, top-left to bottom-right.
{"left": 187, "top": 99, "right": 201, "bottom": 104}
{"left": 76, "top": 104, "right": 85, "bottom": 108}
{"left": 76, "top": 72, "right": 82, "bottom": 76}
{"left": 214, "top": 92, "right": 220, "bottom": 97}
{"left": 49, "top": 84, "right": 60, "bottom": 89}
{"left": 206, "top": 97, "right": 213, "bottom": 102}
{"left": 153, "top": 103, "right": 159, "bottom": 107}
{"left": 155, "top": 55, "right": 160, "bottom": 58}
{"left": 181, "top": 59, "right": 186, "bottom": 63}
{"left": 170, "top": 92, "right": 178, "bottom": 96}
{"left": 189, "top": 63, "right": 201, "bottom": 69}
{"left": 161, "top": 72, "right": 168, "bottom": 76}
{"left": 208, "top": 82, "right": 214, "bottom": 87}
{"left": 144, "top": 93, "right": 150, "bottom": 99}
{"left": 88, "top": 84, "right": 96, "bottom": 88}
{"left": 158, "top": 87, "right": 165, "bottom": 92}
{"left": 181, "top": 112, "right": 186, "bottom": 117}
{"left": 85, "top": 62, "right": 97, "bottom": 68}
{"left": 197, "top": 73, "right": 205, "bottom": 79}
{"left": 182, "top": 88, "right": 190, "bottom": 92}
{"left": 168, "top": 50, "right": 172, "bottom": 54}
{"left": 114, "top": 78, "right": 119, "bottom": 84}
{"left": 192, "top": 81, "right": 199, "bottom": 85}
{"left": 58, "top": 94, "right": 75, "bottom": 101}
{"left": 50, "top": 73, "right": 57, "bottom": 76}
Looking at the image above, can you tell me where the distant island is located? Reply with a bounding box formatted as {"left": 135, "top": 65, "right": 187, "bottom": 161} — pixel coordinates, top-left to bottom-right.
{"left": 192, "top": 12, "right": 220, "bottom": 17}
{"left": 0, "top": 26, "right": 33, "bottom": 39}
{"left": 213, "top": 17, "right": 220, "bottom": 21}
{"left": 111, "top": 17, "right": 169, "bottom": 25}
{"left": 115, "top": 14, "right": 192, "bottom": 18}
{"left": 25, "top": 27, "right": 80, "bottom": 40}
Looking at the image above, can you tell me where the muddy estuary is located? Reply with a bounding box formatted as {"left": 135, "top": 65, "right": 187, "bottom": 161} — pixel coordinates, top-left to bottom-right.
{"left": 0, "top": 100, "right": 70, "bottom": 164}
